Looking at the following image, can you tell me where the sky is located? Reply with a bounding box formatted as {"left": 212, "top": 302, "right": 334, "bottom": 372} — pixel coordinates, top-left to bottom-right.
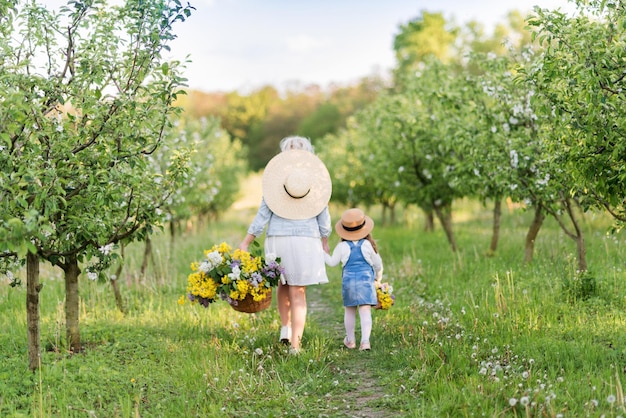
{"left": 45, "top": 0, "right": 578, "bottom": 93}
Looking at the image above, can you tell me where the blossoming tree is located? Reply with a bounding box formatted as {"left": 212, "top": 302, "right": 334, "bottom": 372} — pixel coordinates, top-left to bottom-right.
{"left": 526, "top": 1, "right": 626, "bottom": 227}
{"left": 0, "top": 0, "right": 193, "bottom": 369}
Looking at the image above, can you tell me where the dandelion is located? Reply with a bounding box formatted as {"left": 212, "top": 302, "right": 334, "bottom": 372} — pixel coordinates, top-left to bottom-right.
{"left": 254, "top": 348, "right": 263, "bottom": 356}
{"left": 608, "top": 394, "right": 616, "bottom": 404}
{"left": 87, "top": 271, "right": 98, "bottom": 281}
{"left": 520, "top": 396, "right": 530, "bottom": 406}
{"left": 509, "top": 398, "right": 517, "bottom": 406}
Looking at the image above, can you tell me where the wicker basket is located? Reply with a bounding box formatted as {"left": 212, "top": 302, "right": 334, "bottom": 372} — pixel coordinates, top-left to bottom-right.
{"left": 229, "top": 289, "right": 272, "bottom": 313}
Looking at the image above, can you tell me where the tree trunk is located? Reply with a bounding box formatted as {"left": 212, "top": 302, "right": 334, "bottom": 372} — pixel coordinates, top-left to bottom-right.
{"left": 381, "top": 204, "right": 387, "bottom": 225}
{"left": 434, "top": 203, "right": 457, "bottom": 252}
{"left": 488, "top": 199, "right": 502, "bottom": 256}
{"left": 169, "top": 220, "right": 177, "bottom": 257}
{"left": 111, "top": 243, "right": 127, "bottom": 314}
{"left": 140, "top": 235, "right": 153, "bottom": 276}
{"left": 389, "top": 201, "right": 396, "bottom": 225}
{"left": 423, "top": 208, "right": 435, "bottom": 232}
{"left": 524, "top": 204, "right": 545, "bottom": 264}
{"left": 64, "top": 256, "right": 82, "bottom": 353}
{"left": 563, "top": 197, "right": 588, "bottom": 272}
{"left": 575, "top": 233, "right": 587, "bottom": 272}
{"left": 26, "top": 252, "right": 42, "bottom": 371}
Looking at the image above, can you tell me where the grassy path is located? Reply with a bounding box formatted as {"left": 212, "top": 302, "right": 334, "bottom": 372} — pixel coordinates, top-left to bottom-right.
{"left": 306, "top": 284, "right": 394, "bottom": 418}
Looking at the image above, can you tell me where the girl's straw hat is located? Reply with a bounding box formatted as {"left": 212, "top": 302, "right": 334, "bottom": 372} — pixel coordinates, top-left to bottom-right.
{"left": 262, "top": 149, "right": 332, "bottom": 220}
{"left": 335, "top": 208, "right": 374, "bottom": 240}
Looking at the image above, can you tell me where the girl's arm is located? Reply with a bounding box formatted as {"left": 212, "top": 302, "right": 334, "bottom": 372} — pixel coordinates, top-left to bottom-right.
{"left": 324, "top": 241, "right": 347, "bottom": 267}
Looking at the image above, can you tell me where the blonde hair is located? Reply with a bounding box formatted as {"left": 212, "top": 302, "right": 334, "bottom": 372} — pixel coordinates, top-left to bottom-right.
{"left": 280, "top": 136, "right": 314, "bottom": 153}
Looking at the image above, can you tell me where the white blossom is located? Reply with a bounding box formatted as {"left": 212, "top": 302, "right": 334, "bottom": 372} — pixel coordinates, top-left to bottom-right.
{"left": 510, "top": 150, "right": 519, "bottom": 168}
{"left": 99, "top": 243, "right": 114, "bottom": 256}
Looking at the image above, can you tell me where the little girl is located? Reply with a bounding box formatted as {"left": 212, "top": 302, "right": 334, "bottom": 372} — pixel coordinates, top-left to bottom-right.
{"left": 325, "top": 208, "right": 383, "bottom": 351}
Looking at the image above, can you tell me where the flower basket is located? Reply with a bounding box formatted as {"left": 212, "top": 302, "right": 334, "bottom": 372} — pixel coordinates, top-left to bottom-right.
{"left": 229, "top": 289, "right": 273, "bottom": 313}
{"left": 375, "top": 282, "right": 395, "bottom": 310}
{"left": 179, "top": 242, "right": 284, "bottom": 314}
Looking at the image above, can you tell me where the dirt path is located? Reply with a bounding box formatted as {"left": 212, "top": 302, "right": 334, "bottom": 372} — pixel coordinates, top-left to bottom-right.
{"left": 306, "top": 286, "right": 390, "bottom": 418}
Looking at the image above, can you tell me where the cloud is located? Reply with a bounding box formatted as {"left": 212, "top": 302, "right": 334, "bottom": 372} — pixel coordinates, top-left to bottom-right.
{"left": 285, "top": 35, "right": 326, "bottom": 53}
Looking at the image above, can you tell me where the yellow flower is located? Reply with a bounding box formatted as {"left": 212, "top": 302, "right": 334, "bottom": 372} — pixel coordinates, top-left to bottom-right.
{"left": 177, "top": 295, "right": 187, "bottom": 305}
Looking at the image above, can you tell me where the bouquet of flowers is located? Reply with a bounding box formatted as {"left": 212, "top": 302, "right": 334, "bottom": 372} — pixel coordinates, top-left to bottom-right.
{"left": 375, "top": 281, "right": 395, "bottom": 310}
{"left": 179, "top": 242, "right": 284, "bottom": 312}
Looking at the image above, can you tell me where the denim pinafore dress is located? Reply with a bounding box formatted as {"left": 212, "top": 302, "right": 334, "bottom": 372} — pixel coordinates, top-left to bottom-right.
{"left": 342, "top": 240, "right": 377, "bottom": 307}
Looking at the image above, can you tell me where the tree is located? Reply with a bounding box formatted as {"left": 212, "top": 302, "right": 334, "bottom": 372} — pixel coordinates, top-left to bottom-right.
{"left": 0, "top": 0, "right": 193, "bottom": 369}
{"left": 526, "top": 1, "right": 626, "bottom": 227}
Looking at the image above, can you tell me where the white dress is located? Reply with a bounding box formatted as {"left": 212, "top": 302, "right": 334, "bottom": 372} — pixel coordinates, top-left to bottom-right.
{"left": 266, "top": 236, "right": 329, "bottom": 286}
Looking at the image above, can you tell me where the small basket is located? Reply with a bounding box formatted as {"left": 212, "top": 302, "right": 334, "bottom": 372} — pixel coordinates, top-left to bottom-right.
{"left": 229, "top": 289, "right": 272, "bottom": 313}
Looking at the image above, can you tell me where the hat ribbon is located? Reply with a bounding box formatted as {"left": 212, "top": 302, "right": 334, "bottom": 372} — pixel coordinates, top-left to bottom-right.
{"left": 284, "top": 185, "right": 310, "bottom": 199}
{"left": 342, "top": 219, "right": 366, "bottom": 232}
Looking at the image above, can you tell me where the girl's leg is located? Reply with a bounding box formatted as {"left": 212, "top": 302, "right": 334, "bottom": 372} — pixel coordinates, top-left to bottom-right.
{"left": 277, "top": 282, "right": 291, "bottom": 342}
{"left": 344, "top": 306, "right": 357, "bottom": 347}
{"left": 358, "top": 305, "right": 372, "bottom": 348}
{"left": 288, "top": 285, "right": 307, "bottom": 349}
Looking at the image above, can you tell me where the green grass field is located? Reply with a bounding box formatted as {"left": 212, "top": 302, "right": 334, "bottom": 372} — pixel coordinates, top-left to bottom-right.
{"left": 2, "top": 201, "right": 626, "bottom": 417}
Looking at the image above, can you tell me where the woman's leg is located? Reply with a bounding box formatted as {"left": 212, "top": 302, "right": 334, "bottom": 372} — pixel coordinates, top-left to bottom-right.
{"left": 277, "top": 282, "right": 291, "bottom": 342}
{"left": 288, "top": 285, "right": 307, "bottom": 349}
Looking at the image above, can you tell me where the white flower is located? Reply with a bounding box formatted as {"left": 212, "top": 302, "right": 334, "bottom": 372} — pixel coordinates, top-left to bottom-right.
{"left": 491, "top": 126, "right": 497, "bottom": 133}
{"left": 254, "top": 348, "right": 263, "bottom": 356}
{"left": 198, "top": 261, "right": 212, "bottom": 273}
{"left": 265, "top": 253, "right": 277, "bottom": 263}
{"left": 509, "top": 398, "right": 517, "bottom": 406}
{"left": 228, "top": 265, "right": 241, "bottom": 281}
{"left": 87, "top": 271, "right": 98, "bottom": 281}
{"left": 608, "top": 394, "right": 616, "bottom": 404}
{"left": 206, "top": 251, "right": 222, "bottom": 267}
{"left": 520, "top": 396, "right": 530, "bottom": 406}
{"left": 99, "top": 243, "right": 114, "bottom": 256}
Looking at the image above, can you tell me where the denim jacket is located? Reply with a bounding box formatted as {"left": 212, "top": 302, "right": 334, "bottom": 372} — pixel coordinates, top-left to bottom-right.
{"left": 247, "top": 198, "right": 332, "bottom": 238}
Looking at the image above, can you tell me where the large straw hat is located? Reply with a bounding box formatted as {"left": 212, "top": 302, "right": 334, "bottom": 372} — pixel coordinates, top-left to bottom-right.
{"left": 262, "top": 149, "right": 332, "bottom": 220}
{"left": 335, "top": 208, "right": 374, "bottom": 240}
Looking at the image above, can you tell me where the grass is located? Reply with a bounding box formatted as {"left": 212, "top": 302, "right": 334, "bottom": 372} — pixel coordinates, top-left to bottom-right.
{"left": 3, "top": 200, "right": 626, "bottom": 417}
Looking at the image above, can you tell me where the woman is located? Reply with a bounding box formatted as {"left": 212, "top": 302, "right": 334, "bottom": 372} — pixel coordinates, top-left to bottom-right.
{"left": 239, "top": 136, "right": 332, "bottom": 354}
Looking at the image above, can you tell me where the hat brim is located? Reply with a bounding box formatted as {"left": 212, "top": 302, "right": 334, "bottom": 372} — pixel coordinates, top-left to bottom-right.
{"left": 262, "top": 149, "right": 332, "bottom": 220}
{"left": 335, "top": 215, "right": 374, "bottom": 240}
